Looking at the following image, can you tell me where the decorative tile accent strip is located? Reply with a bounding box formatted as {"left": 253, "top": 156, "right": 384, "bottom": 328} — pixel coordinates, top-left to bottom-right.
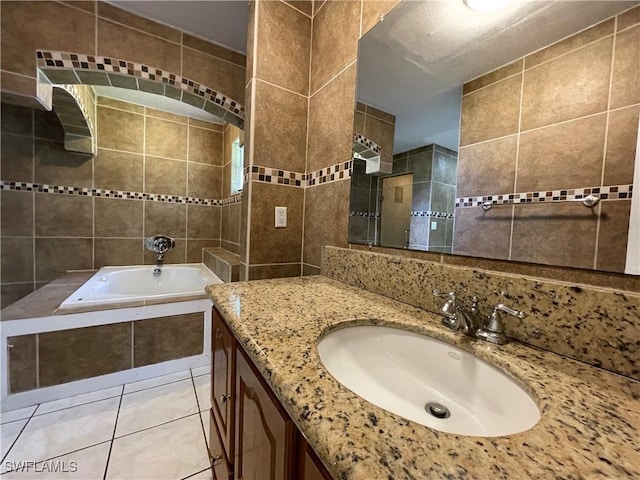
{"left": 0, "top": 181, "right": 242, "bottom": 206}
{"left": 411, "top": 211, "right": 455, "bottom": 219}
{"left": 455, "top": 184, "right": 633, "bottom": 208}
{"left": 353, "top": 133, "right": 381, "bottom": 155}
{"left": 245, "top": 161, "right": 353, "bottom": 188}
{"left": 36, "top": 51, "right": 245, "bottom": 121}
{"left": 306, "top": 161, "right": 352, "bottom": 186}
{"left": 350, "top": 212, "right": 380, "bottom": 218}
{"left": 246, "top": 166, "right": 306, "bottom": 187}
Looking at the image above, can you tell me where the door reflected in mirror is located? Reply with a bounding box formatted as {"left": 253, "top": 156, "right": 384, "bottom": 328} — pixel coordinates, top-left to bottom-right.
{"left": 349, "top": 0, "right": 639, "bottom": 275}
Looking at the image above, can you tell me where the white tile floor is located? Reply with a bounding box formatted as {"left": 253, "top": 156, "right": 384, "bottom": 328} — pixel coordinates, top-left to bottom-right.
{"left": 0, "top": 367, "right": 212, "bottom": 479}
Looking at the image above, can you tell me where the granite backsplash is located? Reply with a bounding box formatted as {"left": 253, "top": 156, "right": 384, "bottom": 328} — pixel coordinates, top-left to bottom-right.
{"left": 321, "top": 246, "right": 640, "bottom": 381}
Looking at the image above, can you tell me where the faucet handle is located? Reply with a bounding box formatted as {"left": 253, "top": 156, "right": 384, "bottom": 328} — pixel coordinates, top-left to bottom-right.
{"left": 492, "top": 303, "right": 527, "bottom": 320}
{"left": 433, "top": 290, "right": 458, "bottom": 329}
{"left": 476, "top": 303, "right": 526, "bottom": 345}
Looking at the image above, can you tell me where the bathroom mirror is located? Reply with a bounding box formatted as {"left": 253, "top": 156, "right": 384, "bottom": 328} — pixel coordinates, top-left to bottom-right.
{"left": 350, "top": 0, "right": 639, "bottom": 275}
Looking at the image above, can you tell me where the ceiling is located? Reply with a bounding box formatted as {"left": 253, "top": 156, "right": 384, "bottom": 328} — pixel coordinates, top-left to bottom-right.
{"left": 357, "top": 0, "right": 638, "bottom": 154}
{"left": 108, "top": 1, "right": 249, "bottom": 53}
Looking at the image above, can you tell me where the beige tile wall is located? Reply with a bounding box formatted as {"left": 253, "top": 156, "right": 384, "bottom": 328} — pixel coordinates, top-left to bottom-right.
{"left": 0, "top": 1, "right": 246, "bottom": 108}
{"left": 455, "top": 7, "right": 639, "bottom": 273}
{"left": 0, "top": 99, "right": 226, "bottom": 308}
{"left": 242, "top": 0, "right": 399, "bottom": 280}
{"left": 242, "top": 0, "right": 311, "bottom": 280}
{"left": 301, "top": 0, "right": 400, "bottom": 274}
{"left": 353, "top": 102, "right": 396, "bottom": 166}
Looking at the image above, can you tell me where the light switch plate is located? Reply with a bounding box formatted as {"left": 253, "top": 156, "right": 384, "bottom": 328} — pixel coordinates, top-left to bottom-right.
{"left": 275, "top": 206, "right": 287, "bottom": 227}
{"left": 431, "top": 221, "right": 438, "bottom": 230}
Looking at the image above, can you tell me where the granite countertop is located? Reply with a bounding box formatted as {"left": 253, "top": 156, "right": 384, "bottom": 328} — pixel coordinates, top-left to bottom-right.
{"left": 206, "top": 276, "right": 640, "bottom": 480}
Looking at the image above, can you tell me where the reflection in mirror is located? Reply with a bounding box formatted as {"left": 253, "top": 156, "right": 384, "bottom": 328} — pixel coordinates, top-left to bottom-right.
{"left": 350, "top": 0, "right": 639, "bottom": 274}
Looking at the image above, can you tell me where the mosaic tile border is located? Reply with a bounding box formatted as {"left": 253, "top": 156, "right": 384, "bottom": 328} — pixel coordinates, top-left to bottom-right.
{"left": 350, "top": 212, "right": 380, "bottom": 218}
{"left": 246, "top": 161, "right": 353, "bottom": 188}
{"left": 245, "top": 166, "right": 306, "bottom": 187}
{"left": 456, "top": 184, "right": 633, "bottom": 208}
{"left": 353, "top": 133, "right": 381, "bottom": 155}
{"left": 36, "top": 51, "right": 245, "bottom": 123}
{"left": 0, "top": 181, "right": 242, "bottom": 206}
{"left": 221, "top": 193, "right": 243, "bottom": 206}
{"left": 307, "top": 161, "right": 352, "bottom": 186}
{"left": 411, "top": 211, "right": 455, "bottom": 219}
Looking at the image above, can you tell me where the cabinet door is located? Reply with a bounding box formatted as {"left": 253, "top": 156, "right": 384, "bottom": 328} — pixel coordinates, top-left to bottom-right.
{"left": 212, "top": 308, "right": 236, "bottom": 459}
{"left": 210, "top": 409, "right": 232, "bottom": 480}
{"left": 235, "top": 349, "right": 294, "bottom": 480}
{"left": 295, "top": 437, "right": 333, "bottom": 480}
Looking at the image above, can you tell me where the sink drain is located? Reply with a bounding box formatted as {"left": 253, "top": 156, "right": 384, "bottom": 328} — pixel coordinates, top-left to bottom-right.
{"left": 425, "top": 402, "right": 450, "bottom": 419}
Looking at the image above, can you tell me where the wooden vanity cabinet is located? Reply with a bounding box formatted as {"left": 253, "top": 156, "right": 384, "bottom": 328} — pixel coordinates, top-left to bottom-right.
{"left": 210, "top": 307, "right": 332, "bottom": 480}
{"left": 212, "top": 309, "right": 236, "bottom": 460}
{"left": 235, "top": 348, "right": 295, "bottom": 480}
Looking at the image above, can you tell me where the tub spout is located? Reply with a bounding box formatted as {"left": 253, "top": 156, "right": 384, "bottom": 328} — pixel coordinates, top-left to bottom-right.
{"left": 153, "top": 253, "right": 164, "bottom": 276}
{"left": 144, "top": 235, "right": 175, "bottom": 277}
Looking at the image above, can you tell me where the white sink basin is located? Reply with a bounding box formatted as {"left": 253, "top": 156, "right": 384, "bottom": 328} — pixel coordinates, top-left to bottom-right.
{"left": 317, "top": 325, "right": 540, "bottom": 437}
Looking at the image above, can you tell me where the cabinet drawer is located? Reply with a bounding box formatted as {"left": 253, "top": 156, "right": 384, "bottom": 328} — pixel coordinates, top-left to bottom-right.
{"left": 209, "top": 409, "right": 232, "bottom": 480}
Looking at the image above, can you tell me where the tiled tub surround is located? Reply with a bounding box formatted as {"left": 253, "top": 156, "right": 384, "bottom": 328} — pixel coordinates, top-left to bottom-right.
{"left": 321, "top": 246, "right": 640, "bottom": 381}
{"left": 1, "top": 270, "right": 212, "bottom": 411}
{"left": 454, "top": 8, "right": 640, "bottom": 272}
{"left": 206, "top": 275, "right": 639, "bottom": 480}
{"left": 203, "top": 247, "right": 240, "bottom": 283}
{"left": 0, "top": 100, "right": 242, "bottom": 308}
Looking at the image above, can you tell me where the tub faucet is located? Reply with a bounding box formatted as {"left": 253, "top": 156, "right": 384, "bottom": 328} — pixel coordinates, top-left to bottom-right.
{"left": 144, "top": 235, "right": 176, "bottom": 276}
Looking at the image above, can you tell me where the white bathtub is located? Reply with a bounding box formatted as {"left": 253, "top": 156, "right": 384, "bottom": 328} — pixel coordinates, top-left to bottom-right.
{"left": 59, "top": 263, "right": 222, "bottom": 309}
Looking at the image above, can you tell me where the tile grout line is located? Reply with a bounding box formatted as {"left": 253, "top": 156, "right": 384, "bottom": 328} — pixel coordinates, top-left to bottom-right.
{"left": 302, "top": 0, "right": 314, "bottom": 276}
{"left": 2, "top": 441, "right": 113, "bottom": 475}
{"left": 0, "top": 404, "right": 40, "bottom": 466}
{"left": 458, "top": 102, "right": 639, "bottom": 152}
{"left": 464, "top": 6, "right": 635, "bottom": 96}
{"left": 113, "top": 411, "right": 202, "bottom": 442}
{"left": 594, "top": 14, "right": 619, "bottom": 270}
{"left": 190, "top": 369, "right": 212, "bottom": 462}
{"left": 31, "top": 109, "right": 37, "bottom": 293}
{"left": 29, "top": 393, "right": 123, "bottom": 419}
{"left": 92, "top": 91, "right": 97, "bottom": 270}
{"left": 278, "top": 0, "right": 312, "bottom": 19}
{"left": 181, "top": 466, "right": 212, "bottom": 480}
{"left": 508, "top": 58, "right": 526, "bottom": 261}
{"left": 102, "top": 384, "right": 125, "bottom": 480}
{"left": 185, "top": 114, "right": 191, "bottom": 262}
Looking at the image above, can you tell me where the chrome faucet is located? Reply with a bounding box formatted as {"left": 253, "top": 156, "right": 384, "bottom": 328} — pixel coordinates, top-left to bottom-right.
{"left": 433, "top": 290, "right": 480, "bottom": 335}
{"left": 432, "top": 290, "right": 526, "bottom": 345}
{"left": 476, "top": 304, "right": 527, "bottom": 345}
{"left": 144, "top": 235, "right": 176, "bottom": 276}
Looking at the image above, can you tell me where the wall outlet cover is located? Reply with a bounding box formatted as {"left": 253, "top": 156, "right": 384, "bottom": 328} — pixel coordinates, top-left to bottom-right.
{"left": 275, "top": 206, "right": 287, "bottom": 227}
